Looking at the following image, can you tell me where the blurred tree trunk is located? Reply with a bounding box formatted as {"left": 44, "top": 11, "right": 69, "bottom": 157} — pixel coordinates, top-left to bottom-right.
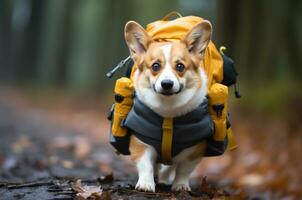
{"left": 216, "top": 0, "right": 302, "bottom": 85}
{"left": 216, "top": 0, "right": 241, "bottom": 55}
{"left": 16, "top": 0, "right": 44, "bottom": 82}
{"left": 65, "top": 0, "right": 109, "bottom": 91}
{"left": 283, "top": 0, "right": 302, "bottom": 79}
{"left": 253, "top": 1, "right": 283, "bottom": 81}
{"left": 36, "top": 0, "right": 73, "bottom": 86}
{"left": 0, "top": 0, "right": 13, "bottom": 82}
{"left": 217, "top": 0, "right": 261, "bottom": 82}
{"left": 100, "top": 0, "right": 134, "bottom": 78}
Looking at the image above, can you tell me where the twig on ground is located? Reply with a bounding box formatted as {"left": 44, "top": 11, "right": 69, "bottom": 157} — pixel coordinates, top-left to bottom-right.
{"left": 7, "top": 181, "right": 54, "bottom": 189}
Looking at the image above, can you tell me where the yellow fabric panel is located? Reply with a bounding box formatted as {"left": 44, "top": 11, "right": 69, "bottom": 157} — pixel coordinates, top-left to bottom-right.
{"left": 146, "top": 16, "right": 204, "bottom": 42}
{"left": 162, "top": 118, "right": 173, "bottom": 165}
{"left": 227, "top": 128, "right": 238, "bottom": 150}
{"left": 202, "top": 42, "right": 224, "bottom": 88}
{"left": 112, "top": 78, "right": 134, "bottom": 137}
{"left": 114, "top": 77, "right": 134, "bottom": 101}
{"left": 208, "top": 83, "right": 228, "bottom": 104}
{"left": 208, "top": 83, "right": 228, "bottom": 141}
{"left": 212, "top": 119, "right": 227, "bottom": 141}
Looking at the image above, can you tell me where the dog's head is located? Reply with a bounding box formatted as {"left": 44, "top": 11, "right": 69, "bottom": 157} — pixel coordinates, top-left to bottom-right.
{"left": 124, "top": 20, "right": 212, "bottom": 117}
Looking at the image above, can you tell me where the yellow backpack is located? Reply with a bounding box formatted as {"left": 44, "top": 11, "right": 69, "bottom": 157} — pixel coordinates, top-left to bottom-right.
{"left": 108, "top": 12, "right": 239, "bottom": 163}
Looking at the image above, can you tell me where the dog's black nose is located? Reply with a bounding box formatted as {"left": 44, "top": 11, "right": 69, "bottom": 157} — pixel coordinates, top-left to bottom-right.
{"left": 161, "top": 80, "right": 174, "bottom": 90}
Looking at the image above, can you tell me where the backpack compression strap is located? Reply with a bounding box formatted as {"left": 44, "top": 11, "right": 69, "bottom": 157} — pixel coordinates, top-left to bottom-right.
{"left": 161, "top": 118, "right": 173, "bottom": 165}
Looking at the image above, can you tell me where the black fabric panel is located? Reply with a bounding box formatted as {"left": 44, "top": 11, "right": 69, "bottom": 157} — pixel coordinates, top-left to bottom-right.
{"left": 109, "top": 120, "right": 131, "bottom": 155}
{"left": 221, "top": 54, "right": 238, "bottom": 86}
{"left": 124, "top": 99, "right": 163, "bottom": 139}
{"left": 125, "top": 58, "right": 134, "bottom": 78}
{"left": 204, "top": 136, "right": 228, "bottom": 156}
{"left": 173, "top": 99, "right": 213, "bottom": 144}
{"left": 124, "top": 98, "right": 214, "bottom": 159}
{"left": 226, "top": 113, "right": 231, "bottom": 129}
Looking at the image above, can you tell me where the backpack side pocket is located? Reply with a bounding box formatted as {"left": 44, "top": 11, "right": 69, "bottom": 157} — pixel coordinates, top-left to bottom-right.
{"left": 111, "top": 77, "right": 134, "bottom": 137}
{"left": 208, "top": 83, "right": 228, "bottom": 141}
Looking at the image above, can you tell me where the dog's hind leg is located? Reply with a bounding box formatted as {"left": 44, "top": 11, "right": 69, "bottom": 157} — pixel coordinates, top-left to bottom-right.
{"left": 158, "top": 164, "right": 175, "bottom": 185}
{"left": 172, "top": 158, "right": 201, "bottom": 191}
{"left": 171, "top": 142, "right": 205, "bottom": 191}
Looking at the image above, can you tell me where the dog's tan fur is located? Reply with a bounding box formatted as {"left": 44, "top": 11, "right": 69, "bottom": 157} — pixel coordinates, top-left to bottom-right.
{"left": 129, "top": 135, "right": 146, "bottom": 162}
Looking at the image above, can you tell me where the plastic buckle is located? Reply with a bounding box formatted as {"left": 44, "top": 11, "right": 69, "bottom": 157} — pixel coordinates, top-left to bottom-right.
{"left": 212, "top": 104, "right": 224, "bottom": 117}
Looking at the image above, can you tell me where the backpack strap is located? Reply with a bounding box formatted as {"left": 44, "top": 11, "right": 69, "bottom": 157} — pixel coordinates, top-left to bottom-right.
{"left": 106, "top": 56, "right": 133, "bottom": 79}
{"left": 161, "top": 118, "right": 173, "bottom": 165}
{"left": 125, "top": 58, "right": 134, "bottom": 78}
{"left": 161, "top": 11, "right": 183, "bottom": 21}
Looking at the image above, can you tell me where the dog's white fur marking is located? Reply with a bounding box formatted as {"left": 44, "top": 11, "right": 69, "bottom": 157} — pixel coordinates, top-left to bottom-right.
{"left": 161, "top": 44, "right": 171, "bottom": 61}
{"left": 135, "top": 144, "right": 157, "bottom": 192}
{"left": 154, "top": 44, "right": 181, "bottom": 94}
{"left": 135, "top": 67, "right": 207, "bottom": 118}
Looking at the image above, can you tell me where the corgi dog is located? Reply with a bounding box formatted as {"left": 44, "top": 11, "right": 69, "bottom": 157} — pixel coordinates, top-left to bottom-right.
{"left": 124, "top": 20, "right": 212, "bottom": 192}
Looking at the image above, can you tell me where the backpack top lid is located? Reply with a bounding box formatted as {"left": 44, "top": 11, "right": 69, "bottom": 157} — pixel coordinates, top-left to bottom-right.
{"left": 146, "top": 16, "right": 204, "bottom": 42}
{"left": 130, "top": 13, "right": 224, "bottom": 88}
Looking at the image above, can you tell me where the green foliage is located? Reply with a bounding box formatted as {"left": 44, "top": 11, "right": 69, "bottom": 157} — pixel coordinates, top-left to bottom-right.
{"left": 238, "top": 79, "right": 301, "bottom": 115}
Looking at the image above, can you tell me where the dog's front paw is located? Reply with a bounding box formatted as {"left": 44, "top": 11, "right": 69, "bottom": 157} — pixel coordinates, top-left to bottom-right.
{"left": 135, "top": 179, "right": 155, "bottom": 192}
{"left": 172, "top": 183, "right": 191, "bottom": 192}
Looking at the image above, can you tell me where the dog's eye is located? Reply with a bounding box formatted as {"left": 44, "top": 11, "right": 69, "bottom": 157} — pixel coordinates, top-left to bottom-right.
{"left": 175, "top": 63, "right": 185, "bottom": 72}
{"left": 151, "top": 62, "right": 161, "bottom": 72}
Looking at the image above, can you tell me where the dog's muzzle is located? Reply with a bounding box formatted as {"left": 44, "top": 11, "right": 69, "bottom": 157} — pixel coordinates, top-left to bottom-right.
{"left": 153, "top": 83, "right": 184, "bottom": 96}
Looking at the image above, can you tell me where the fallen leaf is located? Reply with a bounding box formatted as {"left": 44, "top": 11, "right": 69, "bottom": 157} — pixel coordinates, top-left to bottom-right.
{"left": 98, "top": 173, "right": 114, "bottom": 183}
{"left": 49, "top": 136, "right": 73, "bottom": 150}
{"left": 12, "top": 136, "right": 32, "bottom": 153}
{"left": 238, "top": 173, "right": 264, "bottom": 187}
{"left": 72, "top": 179, "right": 102, "bottom": 200}
{"left": 73, "top": 136, "right": 91, "bottom": 159}
{"left": 62, "top": 160, "right": 74, "bottom": 169}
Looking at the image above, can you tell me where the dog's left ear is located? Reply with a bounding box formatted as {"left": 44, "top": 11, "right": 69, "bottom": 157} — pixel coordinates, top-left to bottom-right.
{"left": 124, "top": 21, "right": 151, "bottom": 62}
{"left": 182, "top": 20, "right": 212, "bottom": 56}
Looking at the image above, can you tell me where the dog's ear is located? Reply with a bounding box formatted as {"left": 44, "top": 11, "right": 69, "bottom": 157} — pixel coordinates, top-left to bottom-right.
{"left": 182, "top": 20, "right": 212, "bottom": 56}
{"left": 124, "top": 21, "right": 151, "bottom": 61}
